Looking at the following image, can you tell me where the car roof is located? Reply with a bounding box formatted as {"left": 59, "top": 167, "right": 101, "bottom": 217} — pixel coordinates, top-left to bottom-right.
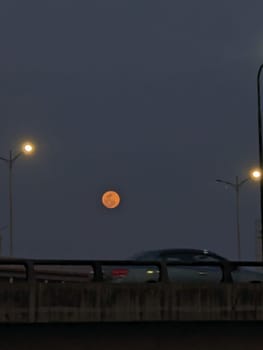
{"left": 133, "top": 248, "right": 227, "bottom": 260}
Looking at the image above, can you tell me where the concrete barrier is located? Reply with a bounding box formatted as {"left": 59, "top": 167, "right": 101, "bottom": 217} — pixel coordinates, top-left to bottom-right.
{"left": 0, "top": 281, "right": 263, "bottom": 323}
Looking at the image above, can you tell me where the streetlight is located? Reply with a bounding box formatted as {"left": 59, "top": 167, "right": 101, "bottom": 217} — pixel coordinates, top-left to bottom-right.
{"left": 216, "top": 170, "right": 261, "bottom": 260}
{"left": 257, "top": 64, "right": 263, "bottom": 260}
{"left": 0, "top": 142, "right": 35, "bottom": 256}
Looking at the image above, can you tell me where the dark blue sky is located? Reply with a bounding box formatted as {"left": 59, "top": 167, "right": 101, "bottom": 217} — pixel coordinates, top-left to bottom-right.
{"left": 0, "top": 0, "right": 262, "bottom": 260}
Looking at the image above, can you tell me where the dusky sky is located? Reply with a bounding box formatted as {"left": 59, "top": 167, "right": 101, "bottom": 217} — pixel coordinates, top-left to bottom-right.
{"left": 0, "top": 0, "right": 262, "bottom": 260}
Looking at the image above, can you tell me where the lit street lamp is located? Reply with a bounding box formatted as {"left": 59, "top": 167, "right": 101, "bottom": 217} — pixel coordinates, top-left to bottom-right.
{"left": 216, "top": 170, "right": 261, "bottom": 260}
{"left": 0, "top": 143, "right": 35, "bottom": 256}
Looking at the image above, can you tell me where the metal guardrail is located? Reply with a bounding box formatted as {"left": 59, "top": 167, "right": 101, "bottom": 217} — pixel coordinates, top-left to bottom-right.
{"left": 0, "top": 258, "right": 262, "bottom": 283}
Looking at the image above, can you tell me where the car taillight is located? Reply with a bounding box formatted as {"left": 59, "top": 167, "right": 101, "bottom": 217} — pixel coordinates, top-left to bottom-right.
{"left": 111, "top": 268, "right": 129, "bottom": 277}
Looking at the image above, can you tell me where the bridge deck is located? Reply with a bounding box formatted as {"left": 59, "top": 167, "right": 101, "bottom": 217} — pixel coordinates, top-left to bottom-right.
{"left": 0, "top": 322, "right": 263, "bottom": 350}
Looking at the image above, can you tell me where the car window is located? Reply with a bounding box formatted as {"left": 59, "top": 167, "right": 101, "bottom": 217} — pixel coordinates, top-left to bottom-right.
{"left": 164, "top": 254, "right": 193, "bottom": 263}
{"left": 165, "top": 257, "right": 183, "bottom": 262}
{"left": 193, "top": 254, "right": 220, "bottom": 262}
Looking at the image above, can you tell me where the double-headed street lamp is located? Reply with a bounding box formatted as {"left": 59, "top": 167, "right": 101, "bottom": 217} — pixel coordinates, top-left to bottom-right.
{"left": 216, "top": 170, "right": 261, "bottom": 260}
{"left": 0, "top": 143, "right": 35, "bottom": 256}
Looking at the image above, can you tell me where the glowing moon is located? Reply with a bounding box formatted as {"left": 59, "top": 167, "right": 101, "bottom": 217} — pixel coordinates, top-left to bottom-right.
{"left": 102, "top": 191, "right": 121, "bottom": 209}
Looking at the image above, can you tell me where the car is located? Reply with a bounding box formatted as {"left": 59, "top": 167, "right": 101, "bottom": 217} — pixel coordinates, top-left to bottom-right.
{"left": 108, "top": 249, "right": 263, "bottom": 283}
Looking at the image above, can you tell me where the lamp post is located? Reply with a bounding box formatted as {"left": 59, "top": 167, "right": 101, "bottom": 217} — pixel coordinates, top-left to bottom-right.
{"left": 0, "top": 143, "right": 34, "bottom": 256}
{"left": 257, "top": 64, "right": 263, "bottom": 260}
{"left": 216, "top": 170, "right": 261, "bottom": 260}
{"left": 0, "top": 225, "right": 8, "bottom": 256}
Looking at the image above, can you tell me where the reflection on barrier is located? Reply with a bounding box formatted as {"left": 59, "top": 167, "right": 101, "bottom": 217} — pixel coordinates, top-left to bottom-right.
{"left": 0, "top": 258, "right": 263, "bottom": 283}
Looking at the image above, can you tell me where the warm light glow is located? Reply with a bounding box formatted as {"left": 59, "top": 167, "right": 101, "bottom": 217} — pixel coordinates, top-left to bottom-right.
{"left": 102, "top": 190, "right": 121, "bottom": 209}
{"left": 22, "top": 142, "right": 34, "bottom": 154}
{"left": 250, "top": 168, "right": 262, "bottom": 181}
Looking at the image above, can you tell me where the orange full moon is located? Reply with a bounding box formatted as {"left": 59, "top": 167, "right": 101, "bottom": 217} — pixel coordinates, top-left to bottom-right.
{"left": 102, "top": 190, "right": 121, "bottom": 209}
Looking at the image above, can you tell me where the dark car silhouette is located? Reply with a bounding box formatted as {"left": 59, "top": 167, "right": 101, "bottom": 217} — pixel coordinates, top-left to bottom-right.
{"left": 109, "top": 249, "right": 263, "bottom": 283}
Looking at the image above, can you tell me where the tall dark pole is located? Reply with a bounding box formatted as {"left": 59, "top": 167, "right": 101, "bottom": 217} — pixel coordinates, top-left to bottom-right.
{"left": 216, "top": 177, "right": 249, "bottom": 260}
{"left": 0, "top": 225, "right": 8, "bottom": 256}
{"left": 257, "top": 64, "right": 263, "bottom": 260}
{"left": 235, "top": 176, "right": 241, "bottom": 260}
{"left": 9, "top": 150, "right": 13, "bottom": 257}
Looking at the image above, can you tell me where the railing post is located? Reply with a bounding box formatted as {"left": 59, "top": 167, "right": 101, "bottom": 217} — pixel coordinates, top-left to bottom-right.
{"left": 159, "top": 261, "right": 169, "bottom": 282}
{"left": 25, "top": 260, "right": 36, "bottom": 322}
{"left": 93, "top": 261, "right": 103, "bottom": 281}
{"left": 221, "top": 261, "right": 233, "bottom": 283}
